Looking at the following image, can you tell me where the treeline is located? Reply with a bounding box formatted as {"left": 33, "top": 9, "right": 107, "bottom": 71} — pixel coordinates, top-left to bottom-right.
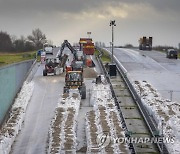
{"left": 95, "top": 42, "right": 106, "bottom": 47}
{"left": 0, "top": 28, "right": 49, "bottom": 52}
{"left": 153, "top": 45, "right": 180, "bottom": 52}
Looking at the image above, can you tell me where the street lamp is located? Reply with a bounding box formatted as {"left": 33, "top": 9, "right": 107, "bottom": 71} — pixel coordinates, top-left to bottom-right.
{"left": 110, "top": 20, "right": 116, "bottom": 63}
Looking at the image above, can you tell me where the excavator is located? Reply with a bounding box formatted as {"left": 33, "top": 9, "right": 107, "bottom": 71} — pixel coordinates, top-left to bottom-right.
{"left": 57, "top": 40, "right": 94, "bottom": 69}
{"left": 58, "top": 40, "right": 87, "bottom": 99}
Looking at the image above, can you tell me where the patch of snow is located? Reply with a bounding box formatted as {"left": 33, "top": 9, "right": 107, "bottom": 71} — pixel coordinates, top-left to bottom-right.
{"left": 134, "top": 80, "right": 180, "bottom": 154}
{"left": 0, "top": 81, "right": 34, "bottom": 154}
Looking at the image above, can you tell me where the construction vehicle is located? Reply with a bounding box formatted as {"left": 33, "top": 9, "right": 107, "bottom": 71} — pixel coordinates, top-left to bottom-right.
{"left": 166, "top": 49, "right": 178, "bottom": 59}
{"left": 79, "top": 38, "right": 92, "bottom": 51}
{"left": 58, "top": 40, "right": 95, "bottom": 69}
{"left": 57, "top": 40, "right": 76, "bottom": 60}
{"left": 71, "top": 61, "right": 84, "bottom": 72}
{"left": 43, "top": 58, "right": 61, "bottom": 76}
{"left": 59, "top": 54, "right": 68, "bottom": 69}
{"left": 64, "top": 71, "right": 86, "bottom": 99}
{"left": 75, "top": 50, "right": 86, "bottom": 62}
{"left": 83, "top": 42, "right": 95, "bottom": 55}
{"left": 79, "top": 38, "right": 95, "bottom": 55}
{"left": 139, "top": 36, "right": 152, "bottom": 50}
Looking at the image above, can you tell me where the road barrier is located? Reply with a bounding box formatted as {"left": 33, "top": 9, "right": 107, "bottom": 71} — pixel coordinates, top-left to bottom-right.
{"left": 96, "top": 47, "right": 169, "bottom": 154}
{"left": 0, "top": 60, "right": 35, "bottom": 126}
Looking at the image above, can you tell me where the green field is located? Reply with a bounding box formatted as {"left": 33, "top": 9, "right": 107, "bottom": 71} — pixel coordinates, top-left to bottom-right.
{"left": 95, "top": 49, "right": 111, "bottom": 62}
{"left": 0, "top": 51, "right": 37, "bottom": 67}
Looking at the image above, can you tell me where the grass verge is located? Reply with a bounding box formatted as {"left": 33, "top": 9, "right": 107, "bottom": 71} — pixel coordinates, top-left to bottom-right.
{"left": 0, "top": 51, "right": 37, "bottom": 67}
{"left": 95, "top": 49, "right": 111, "bottom": 62}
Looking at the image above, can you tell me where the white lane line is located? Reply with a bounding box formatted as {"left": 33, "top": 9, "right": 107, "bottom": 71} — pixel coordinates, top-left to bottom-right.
{"left": 90, "top": 55, "right": 97, "bottom": 72}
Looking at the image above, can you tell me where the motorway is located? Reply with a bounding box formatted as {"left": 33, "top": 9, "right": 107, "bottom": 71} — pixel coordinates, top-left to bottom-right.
{"left": 110, "top": 48, "right": 180, "bottom": 103}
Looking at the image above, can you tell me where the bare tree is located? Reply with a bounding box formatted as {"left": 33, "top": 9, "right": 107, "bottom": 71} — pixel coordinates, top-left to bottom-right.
{"left": 27, "top": 28, "right": 46, "bottom": 49}
{"left": 24, "top": 41, "right": 35, "bottom": 51}
{"left": 47, "top": 40, "right": 53, "bottom": 46}
{"left": 11, "top": 35, "right": 17, "bottom": 44}
{"left": 0, "top": 31, "right": 13, "bottom": 51}
{"left": 124, "top": 44, "right": 134, "bottom": 48}
{"left": 13, "top": 36, "right": 26, "bottom": 51}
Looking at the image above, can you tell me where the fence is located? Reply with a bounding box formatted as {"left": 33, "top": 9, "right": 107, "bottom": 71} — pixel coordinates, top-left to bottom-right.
{"left": 0, "top": 60, "right": 35, "bottom": 125}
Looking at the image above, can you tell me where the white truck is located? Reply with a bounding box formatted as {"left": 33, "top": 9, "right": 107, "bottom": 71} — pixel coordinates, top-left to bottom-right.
{"left": 44, "top": 46, "right": 53, "bottom": 55}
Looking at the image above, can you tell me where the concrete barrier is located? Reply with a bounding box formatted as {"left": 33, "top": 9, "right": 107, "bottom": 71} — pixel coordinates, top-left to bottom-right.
{"left": 0, "top": 60, "right": 35, "bottom": 125}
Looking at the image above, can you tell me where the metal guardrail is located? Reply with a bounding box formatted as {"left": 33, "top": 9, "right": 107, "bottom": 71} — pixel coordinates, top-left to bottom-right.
{"left": 96, "top": 47, "right": 136, "bottom": 154}
{"left": 114, "top": 57, "right": 169, "bottom": 154}
{"left": 99, "top": 46, "right": 169, "bottom": 154}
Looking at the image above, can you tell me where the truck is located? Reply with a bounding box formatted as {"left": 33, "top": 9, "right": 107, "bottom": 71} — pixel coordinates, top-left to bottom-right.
{"left": 44, "top": 46, "right": 53, "bottom": 55}
{"left": 83, "top": 42, "right": 95, "bottom": 55}
{"left": 79, "top": 38, "right": 95, "bottom": 55}
{"left": 139, "top": 36, "right": 152, "bottom": 50}
{"left": 79, "top": 38, "right": 92, "bottom": 51}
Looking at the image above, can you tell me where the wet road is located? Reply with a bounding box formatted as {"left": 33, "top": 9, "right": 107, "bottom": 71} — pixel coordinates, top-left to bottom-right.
{"left": 11, "top": 48, "right": 64, "bottom": 154}
{"left": 10, "top": 47, "right": 100, "bottom": 154}
{"left": 107, "top": 48, "right": 180, "bottom": 102}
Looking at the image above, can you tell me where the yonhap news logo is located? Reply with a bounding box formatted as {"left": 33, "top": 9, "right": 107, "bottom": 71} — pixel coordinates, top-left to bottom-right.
{"left": 96, "top": 133, "right": 175, "bottom": 148}
{"left": 96, "top": 133, "right": 111, "bottom": 148}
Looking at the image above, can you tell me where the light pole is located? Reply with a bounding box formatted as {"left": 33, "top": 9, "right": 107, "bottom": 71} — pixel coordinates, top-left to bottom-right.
{"left": 110, "top": 20, "right": 116, "bottom": 63}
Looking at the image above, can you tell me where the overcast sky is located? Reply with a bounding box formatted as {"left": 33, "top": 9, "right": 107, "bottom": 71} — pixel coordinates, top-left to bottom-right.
{"left": 0, "top": 0, "right": 179, "bottom": 47}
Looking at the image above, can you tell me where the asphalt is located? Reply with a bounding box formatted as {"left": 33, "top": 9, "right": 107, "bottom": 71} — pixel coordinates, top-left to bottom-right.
{"left": 110, "top": 48, "right": 180, "bottom": 103}
{"left": 10, "top": 47, "right": 100, "bottom": 154}
{"left": 10, "top": 48, "right": 64, "bottom": 154}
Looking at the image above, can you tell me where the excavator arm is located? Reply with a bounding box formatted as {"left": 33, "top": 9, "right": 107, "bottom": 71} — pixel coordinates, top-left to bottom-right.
{"left": 58, "top": 40, "right": 76, "bottom": 59}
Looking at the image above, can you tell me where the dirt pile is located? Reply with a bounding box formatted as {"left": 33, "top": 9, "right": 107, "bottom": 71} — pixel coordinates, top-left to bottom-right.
{"left": 83, "top": 67, "right": 98, "bottom": 78}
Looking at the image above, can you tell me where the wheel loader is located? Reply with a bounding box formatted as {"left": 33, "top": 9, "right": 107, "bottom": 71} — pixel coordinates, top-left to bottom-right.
{"left": 63, "top": 71, "right": 86, "bottom": 99}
